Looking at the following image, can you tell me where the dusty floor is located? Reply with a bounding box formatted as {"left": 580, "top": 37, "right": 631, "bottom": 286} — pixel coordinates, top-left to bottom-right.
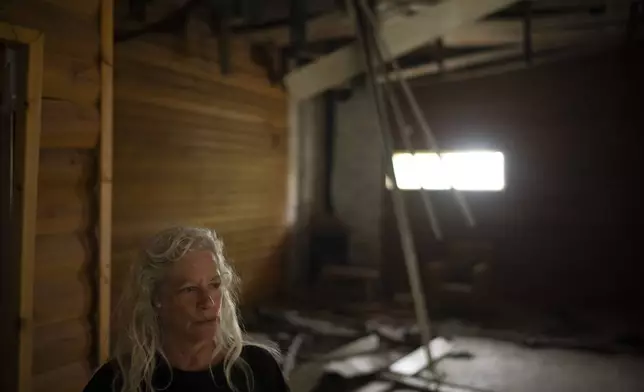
{"left": 425, "top": 337, "right": 644, "bottom": 392}
{"left": 248, "top": 303, "right": 644, "bottom": 392}
{"left": 294, "top": 336, "right": 644, "bottom": 392}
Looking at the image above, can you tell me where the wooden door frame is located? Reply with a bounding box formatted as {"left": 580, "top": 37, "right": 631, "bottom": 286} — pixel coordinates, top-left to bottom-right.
{"left": 0, "top": 22, "right": 43, "bottom": 392}
{"left": 99, "top": 0, "right": 114, "bottom": 365}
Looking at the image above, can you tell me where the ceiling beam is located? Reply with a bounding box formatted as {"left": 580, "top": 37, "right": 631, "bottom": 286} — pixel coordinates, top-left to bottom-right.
{"left": 385, "top": 26, "right": 624, "bottom": 81}
{"left": 442, "top": 12, "right": 628, "bottom": 45}
{"left": 243, "top": 9, "right": 629, "bottom": 47}
{"left": 284, "top": 0, "right": 521, "bottom": 100}
{"left": 413, "top": 36, "right": 622, "bottom": 86}
{"left": 241, "top": 10, "right": 353, "bottom": 45}
{"left": 238, "top": 0, "right": 632, "bottom": 46}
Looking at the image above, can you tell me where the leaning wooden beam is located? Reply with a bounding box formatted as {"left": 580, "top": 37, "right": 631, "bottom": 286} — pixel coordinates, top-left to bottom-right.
{"left": 284, "top": 0, "right": 520, "bottom": 100}
{"left": 99, "top": 0, "right": 114, "bottom": 365}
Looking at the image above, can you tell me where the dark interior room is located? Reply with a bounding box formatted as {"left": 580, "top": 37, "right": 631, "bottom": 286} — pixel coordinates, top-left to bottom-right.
{"left": 0, "top": 0, "right": 643, "bottom": 391}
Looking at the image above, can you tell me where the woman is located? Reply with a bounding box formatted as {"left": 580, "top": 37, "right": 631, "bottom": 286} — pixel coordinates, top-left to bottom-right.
{"left": 83, "top": 226, "right": 289, "bottom": 392}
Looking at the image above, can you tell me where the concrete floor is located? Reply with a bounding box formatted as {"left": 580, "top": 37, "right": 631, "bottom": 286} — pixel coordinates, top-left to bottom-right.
{"left": 429, "top": 337, "right": 644, "bottom": 392}
{"left": 297, "top": 336, "right": 644, "bottom": 392}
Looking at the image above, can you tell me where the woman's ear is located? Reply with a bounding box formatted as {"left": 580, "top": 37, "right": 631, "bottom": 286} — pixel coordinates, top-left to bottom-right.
{"left": 151, "top": 286, "right": 164, "bottom": 309}
{"left": 152, "top": 293, "right": 162, "bottom": 309}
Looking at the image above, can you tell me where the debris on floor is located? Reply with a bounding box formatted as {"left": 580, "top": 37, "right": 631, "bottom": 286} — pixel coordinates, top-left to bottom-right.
{"left": 242, "top": 305, "right": 644, "bottom": 392}
{"left": 388, "top": 337, "right": 452, "bottom": 376}
{"left": 242, "top": 305, "right": 474, "bottom": 392}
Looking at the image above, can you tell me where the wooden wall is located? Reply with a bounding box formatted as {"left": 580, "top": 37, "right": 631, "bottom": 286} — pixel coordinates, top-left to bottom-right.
{"left": 2, "top": 1, "right": 288, "bottom": 390}
{"left": 2, "top": 0, "right": 100, "bottom": 391}
{"left": 112, "top": 19, "right": 289, "bottom": 307}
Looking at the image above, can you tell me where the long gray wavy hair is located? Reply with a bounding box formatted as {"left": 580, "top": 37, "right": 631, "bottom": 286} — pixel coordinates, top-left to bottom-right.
{"left": 112, "top": 226, "right": 268, "bottom": 392}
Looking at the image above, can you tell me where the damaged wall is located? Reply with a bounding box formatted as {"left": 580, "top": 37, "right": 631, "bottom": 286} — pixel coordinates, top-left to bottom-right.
{"left": 285, "top": 96, "right": 326, "bottom": 289}
{"left": 287, "top": 86, "right": 385, "bottom": 290}
{"left": 332, "top": 87, "right": 384, "bottom": 267}
{"left": 384, "top": 47, "right": 644, "bottom": 320}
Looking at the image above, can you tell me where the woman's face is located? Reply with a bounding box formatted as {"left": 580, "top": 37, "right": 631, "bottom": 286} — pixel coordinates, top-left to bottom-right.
{"left": 156, "top": 250, "right": 222, "bottom": 343}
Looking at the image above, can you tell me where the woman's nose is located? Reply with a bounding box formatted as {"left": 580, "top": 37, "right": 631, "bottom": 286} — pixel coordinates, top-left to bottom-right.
{"left": 197, "top": 289, "right": 215, "bottom": 308}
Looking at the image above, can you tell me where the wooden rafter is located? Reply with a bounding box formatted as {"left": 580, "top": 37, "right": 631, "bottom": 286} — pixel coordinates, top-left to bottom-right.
{"left": 283, "top": 0, "right": 634, "bottom": 98}
{"left": 384, "top": 24, "right": 627, "bottom": 81}
{"left": 239, "top": 0, "right": 632, "bottom": 47}
{"left": 283, "top": 0, "right": 521, "bottom": 100}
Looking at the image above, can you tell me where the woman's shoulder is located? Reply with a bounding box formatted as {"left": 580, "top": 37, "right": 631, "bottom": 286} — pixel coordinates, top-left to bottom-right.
{"left": 239, "top": 344, "right": 289, "bottom": 391}
{"left": 240, "top": 343, "right": 280, "bottom": 366}
{"left": 83, "top": 360, "right": 121, "bottom": 392}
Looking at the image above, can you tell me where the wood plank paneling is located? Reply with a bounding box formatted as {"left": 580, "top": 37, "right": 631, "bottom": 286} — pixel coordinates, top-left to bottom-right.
{"left": 33, "top": 361, "right": 91, "bottom": 392}
{"left": 33, "top": 237, "right": 91, "bottom": 327}
{"left": 117, "top": 59, "right": 285, "bottom": 117}
{"left": 33, "top": 319, "right": 91, "bottom": 374}
{"left": 35, "top": 233, "right": 89, "bottom": 277}
{"left": 41, "top": 100, "right": 100, "bottom": 148}
{"left": 114, "top": 27, "right": 288, "bottom": 308}
{"left": 7, "top": 0, "right": 287, "bottom": 388}
{"left": 112, "top": 217, "right": 284, "bottom": 250}
{"left": 38, "top": 149, "right": 94, "bottom": 187}
{"left": 43, "top": 53, "right": 100, "bottom": 104}
{"left": 43, "top": 0, "right": 100, "bottom": 18}
{"left": 115, "top": 102, "right": 287, "bottom": 149}
{"left": 140, "top": 32, "right": 268, "bottom": 78}
{"left": 5, "top": 0, "right": 99, "bottom": 59}
{"left": 2, "top": 0, "right": 100, "bottom": 388}
{"left": 116, "top": 83, "right": 280, "bottom": 126}
{"left": 116, "top": 37, "right": 284, "bottom": 99}
{"left": 36, "top": 176, "right": 93, "bottom": 235}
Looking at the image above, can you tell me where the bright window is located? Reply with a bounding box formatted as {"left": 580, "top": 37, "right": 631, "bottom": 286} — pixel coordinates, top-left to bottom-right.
{"left": 389, "top": 150, "right": 505, "bottom": 191}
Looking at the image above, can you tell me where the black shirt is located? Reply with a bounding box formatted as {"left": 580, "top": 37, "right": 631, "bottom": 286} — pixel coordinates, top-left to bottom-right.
{"left": 83, "top": 345, "right": 290, "bottom": 392}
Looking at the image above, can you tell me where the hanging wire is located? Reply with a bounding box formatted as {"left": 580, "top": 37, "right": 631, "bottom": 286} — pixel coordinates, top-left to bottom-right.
{"left": 358, "top": 0, "right": 476, "bottom": 227}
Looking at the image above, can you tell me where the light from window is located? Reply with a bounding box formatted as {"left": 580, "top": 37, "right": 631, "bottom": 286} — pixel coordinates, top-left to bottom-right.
{"left": 389, "top": 150, "right": 505, "bottom": 191}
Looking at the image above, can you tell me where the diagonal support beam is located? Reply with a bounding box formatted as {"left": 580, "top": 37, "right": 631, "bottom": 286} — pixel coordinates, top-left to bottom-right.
{"left": 284, "top": 0, "right": 519, "bottom": 100}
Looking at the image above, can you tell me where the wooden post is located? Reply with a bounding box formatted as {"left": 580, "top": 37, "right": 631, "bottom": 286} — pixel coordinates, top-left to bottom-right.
{"left": 19, "top": 30, "right": 43, "bottom": 392}
{"left": 99, "top": 0, "right": 114, "bottom": 365}
{"left": 0, "top": 22, "right": 44, "bottom": 392}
